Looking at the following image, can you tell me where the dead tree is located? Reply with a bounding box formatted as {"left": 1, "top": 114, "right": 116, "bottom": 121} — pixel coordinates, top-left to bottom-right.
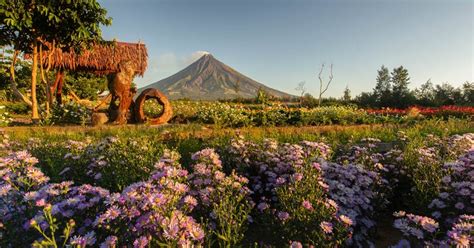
{"left": 295, "top": 81, "right": 306, "bottom": 106}
{"left": 317, "top": 63, "right": 333, "bottom": 106}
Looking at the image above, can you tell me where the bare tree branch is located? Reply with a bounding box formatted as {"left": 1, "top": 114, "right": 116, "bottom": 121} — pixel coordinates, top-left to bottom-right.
{"left": 317, "top": 63, "right": 334, "bottom": 106}
{"left": 321, "top": 64, "right": 333, "bottom": 94}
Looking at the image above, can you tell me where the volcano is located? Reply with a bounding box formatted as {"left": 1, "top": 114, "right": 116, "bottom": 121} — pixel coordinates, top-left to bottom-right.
{"left": 140, "top": 53, "right": 293, "bottom": 100}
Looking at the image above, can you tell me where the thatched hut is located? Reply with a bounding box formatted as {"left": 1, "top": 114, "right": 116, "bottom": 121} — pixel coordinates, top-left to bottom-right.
{"left": 25, "top": 41, "right": 148, "bottom": 105}
{"left": 33, "top": 41, "right": 148, "bottom": 76}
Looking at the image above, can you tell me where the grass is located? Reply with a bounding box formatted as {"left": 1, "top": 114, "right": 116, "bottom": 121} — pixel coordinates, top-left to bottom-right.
{"left": 4, "top": 118, "right": 473, "bottom": 169}
{"left": 5, "top": 117, "right": 473, "bottom": 144}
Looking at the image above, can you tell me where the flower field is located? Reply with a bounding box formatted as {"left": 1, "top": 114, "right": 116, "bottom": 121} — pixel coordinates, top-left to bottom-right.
{"left": 366, "top": 106, "right": 474, "bottom": 118}
{"left": 169, "top": 101, "right": 473, "bottom": 128}
{"left": 1, "top": 119, "right": 473, "bottom": 247}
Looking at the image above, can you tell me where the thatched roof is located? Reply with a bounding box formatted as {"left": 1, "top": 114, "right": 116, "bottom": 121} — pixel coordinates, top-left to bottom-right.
{"left": 28, "top": 41, "right": 148, "bottom": 76}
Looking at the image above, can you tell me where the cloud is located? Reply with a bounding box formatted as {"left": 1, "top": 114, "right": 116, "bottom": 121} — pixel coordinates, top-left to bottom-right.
{"left": 135, "top": 50, "right": 210, "bottom": 87}
{"left": 158, "top": 50, "right": 210, "bottom": 70}
{"left": 183, "top": 50, "right": 210, "bottom": 65}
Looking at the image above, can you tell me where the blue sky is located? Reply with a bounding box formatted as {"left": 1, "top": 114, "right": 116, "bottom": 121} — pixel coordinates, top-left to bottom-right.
{"left": 99, "top": 0, "right": 473, "bottom": 97}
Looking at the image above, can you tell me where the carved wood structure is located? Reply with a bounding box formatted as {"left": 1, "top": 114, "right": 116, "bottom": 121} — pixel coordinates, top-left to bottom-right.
{"left": 30, "top": 41, "right": 172, "bottom": 125}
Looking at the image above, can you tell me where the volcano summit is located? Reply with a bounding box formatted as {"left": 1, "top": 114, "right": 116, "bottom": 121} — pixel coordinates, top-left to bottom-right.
{"left": 140, "top": 53, "right": 293, "bottom": 100}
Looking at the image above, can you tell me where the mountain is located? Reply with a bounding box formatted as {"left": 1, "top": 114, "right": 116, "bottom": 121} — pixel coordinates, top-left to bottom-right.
{"left": 140, "top": 53, "right": 294, "bottom": 100}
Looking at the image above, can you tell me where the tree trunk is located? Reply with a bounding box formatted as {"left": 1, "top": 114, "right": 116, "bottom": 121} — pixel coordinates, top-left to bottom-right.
{"left": 56, "top": 70, "right": 65, "bottom": 105}
{"left": 39, "top": 44, "right": 50, "bottom": 115}
{"left": 31, "top": 43, "right": 40, "bottom": 121}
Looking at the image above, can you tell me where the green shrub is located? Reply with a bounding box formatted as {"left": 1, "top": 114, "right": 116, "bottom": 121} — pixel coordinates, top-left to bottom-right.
{"left": 47, "top": 101, "right": 91, "bottom": 125}
{"left": 4, "top": 101, "right": 29, "bottom": 114}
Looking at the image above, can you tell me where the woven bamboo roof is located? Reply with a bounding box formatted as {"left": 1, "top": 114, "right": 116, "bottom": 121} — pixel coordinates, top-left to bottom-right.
{"left": 29, "top": 41, "right": 148, "bottom": 76}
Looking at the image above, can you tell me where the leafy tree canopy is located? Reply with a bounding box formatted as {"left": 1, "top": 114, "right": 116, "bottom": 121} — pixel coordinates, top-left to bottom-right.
{"left": 0, "top": 0, "right": 112, "bottom": 52}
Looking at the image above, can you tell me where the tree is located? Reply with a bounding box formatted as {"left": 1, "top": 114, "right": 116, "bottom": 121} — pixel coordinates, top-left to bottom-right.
{"left": 462, "top": 82, "right": 474, "bottom": 105}
{"left": 0, "top": 0, "right": 111, "bottom": 121}
{"left": 391, "top": 66, "right": 413, "bottom": 108}
{"left": 373, "top": 65, "right": 391, "bottom": 107}
{"left": 300, "top": 93, "right": 318, "bottom": 108}
{"left": 256, "top": 87, "right": 269, "bottom": 105}
{"left": 414, "top": 79, "right": 435, "bottom": 106}
{"left": 342, "top": 85, "right": 351, "bottom": 102}
{"left": 433, "top": 83, "right": 457, "bottom": 106}
{"left": 295, "top": 81, "right": 306, "bottom": 105}
{"left": 317, "top": 64, "right": 334, "bottom": 106}
{"left": 355, "top": 92, "right": 376, "bottom": 108}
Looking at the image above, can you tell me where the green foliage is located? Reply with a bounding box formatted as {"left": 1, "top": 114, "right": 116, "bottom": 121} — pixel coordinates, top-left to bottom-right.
{"left": 195, "top": 102, "right": 251, "bottom": 128}
{"left": 373, "top": 65, "right": 392, "bottom": 107}
{"left": 30, "top": 205, "right": 75, "bottom": 248}
{"left": 356, "top": 65, "right": 472, "bottom": 108}
{"left": 143, "top": 98, "right": 164, "bottom": 118}
{"left": 46, "top": 101, "right": 91, "bottom": 125}
{"left": 391, "top": 66, "right": 412, "bottom": 108}
{"left": 64, "top": 72, "right": 107, "bottom": 100}
{"left": 4, "top": 101, "right": 29, "bottom": 114}
{"left": 0, "top": 48, "right": 32, "bottom": 97}
{"left": 29, "top": 136, "right": 166, "bottom": 192}
{"left": 0, "top": 105, "right": 12, "bottom": 126}
{"left": 0, "top": 0, "right": 112, "bottom": 52}
{"left": 300, "top": 93, "right": 319, "bottom": 108}
{"left": 255, "top": 87, "right": 269, "bottom": 105}
{"left": 342, "top": 86, "right": 351, "bottom": 102}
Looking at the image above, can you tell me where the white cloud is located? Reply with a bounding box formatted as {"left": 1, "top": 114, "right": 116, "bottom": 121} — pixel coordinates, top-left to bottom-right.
{"left": 157, "top": 50, "right": 210, "bottom": 70}
{"left": 135, "top": 50, "right": 210, "bottom": 87}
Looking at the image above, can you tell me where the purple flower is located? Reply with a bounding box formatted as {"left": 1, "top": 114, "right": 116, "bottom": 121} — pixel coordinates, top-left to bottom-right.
{"left": 257, "top": 202, "right": 269, "bottom": 211}
{"left": 100, "top": 236, "right": 118, "bottom": 248}
{"left": 290, "top": 241, "right": 303, "bottom": 248}
{"left": 133, "top": 236, "right": 149, "bottom": 248}
{"left": 454, "top": 202, "right": 465, "bottom": 210}
{"left": 277, "top": 211, "right": 290, "bottom": 221}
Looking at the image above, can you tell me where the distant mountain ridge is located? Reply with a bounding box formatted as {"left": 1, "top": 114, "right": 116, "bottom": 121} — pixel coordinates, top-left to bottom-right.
{"left": 140, "top": 53, "right": 293, "bottom": 100}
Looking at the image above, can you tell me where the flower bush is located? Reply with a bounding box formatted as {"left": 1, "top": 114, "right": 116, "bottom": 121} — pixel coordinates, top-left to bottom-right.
{"left": 0, "top": 150, "right": 109, "bottom": 247}
{"left": 0, "top": 105, "right": 12, "bottom": 126}
{"left": 188, "top": 148, "right": 253, "bottom": 247}
{"left": 28, "top": 136, "right": 165, "bottom": 191}
{"left": 321, "top": 161, "right": 385, "bottom": 247}
{"left": 1, "top": 129, "right": 474, "bottom": 247}
{"left": 95, "top": 151, "right": 205, "bottom": 246}
{"left": 47, "top": 101, "right": 91, "bottom": 125}
{"left": 170, "top": 101, "right": 473, "bottom": 127}
{"left": 228, "top": 138, "right": 357, "bottom": 246}
{"left": 393, "top": 148, "right": 474, "bottom": 247}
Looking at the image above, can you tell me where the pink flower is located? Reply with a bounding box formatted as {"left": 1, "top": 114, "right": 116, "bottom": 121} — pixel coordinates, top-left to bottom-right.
{"left": 293, "top": 173, "right": 303, "bottom": 181}
{"left": 302, "top": 200, "right": 313, "bottom": 211}
{"left": 339, "top": 215, "right": 353, "bottom": 226}
{"left": 312, "top": 162, "right": 321, "bottom": 170}
{"left": 320, "top": 221, "right": 333, "bottom": 234}
{"left": 35, "top": 198, "right": 46, "bottom": 207}
{"left": 184, "top": 195, "right": 198, "bottom": 208}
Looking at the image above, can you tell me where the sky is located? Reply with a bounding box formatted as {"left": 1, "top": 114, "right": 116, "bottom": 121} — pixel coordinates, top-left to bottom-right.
{"left": 99, "top": 0, "right": 473, "bottom": 97}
